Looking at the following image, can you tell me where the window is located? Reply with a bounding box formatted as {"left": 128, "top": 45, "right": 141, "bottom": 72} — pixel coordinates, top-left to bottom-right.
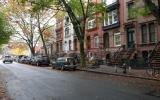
{"left": 141, "top": 24, "right": 147, "bottom": 43}
{"left": 88, "top": 19, "right": 96, "bottom": 29}
{"left": 94, "top": 35, "right": 99, "bottom": 48}
{"left": 69, "top": 40, "right": 72, "bottom": 50}
{"left": 74, "top": 39, "right": 77, "bottom": 51}
{"left": 114, "top": 32, "right": 121, "bottom": 46}
{"left": 65, "top": 17, "right": 69, "bottom": 25}
{"left": 87, "top": 36, "right": 91, "bottom": 49}
{"left": 65, "top": 27, "right": 69, "bottom": 37}
{"left": 60, "top": 42, "right": 62, "bottom": 51}
{"left": 103, "top": 0, "right": 117, "bottom": 6}
{"left": 149, "top": 23, "right": 156, "bottom": 43}
{"left": 104, "top": 10, "right": 118, "bottom": 26}
{"left": 141, "top": 23, "right": 156, "bottom": 44}
{"left": 113, "top": 10, "right": 118, "bottom": 23}
{"left": 127, "top": 2, "right": 135, "bottom": 19}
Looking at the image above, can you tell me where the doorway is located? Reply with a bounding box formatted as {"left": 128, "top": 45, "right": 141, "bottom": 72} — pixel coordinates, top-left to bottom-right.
{"left": 127, "top": 28, "right": 135, "bottom": 48}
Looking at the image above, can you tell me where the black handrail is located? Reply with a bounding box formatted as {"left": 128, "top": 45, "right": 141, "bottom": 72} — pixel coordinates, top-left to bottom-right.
{"left": 125, "top": 42, "right": 135, "bottom": 59}
{"left": 113, "top": 45, "right": 124, "bottom": 60}
{"left": 148, "top": 41, "right": 160, "bottom": 64}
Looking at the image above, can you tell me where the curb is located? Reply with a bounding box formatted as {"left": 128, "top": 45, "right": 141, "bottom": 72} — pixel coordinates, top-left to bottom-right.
{"left": 77, "top": 68, "right": 160, "bottom": 81}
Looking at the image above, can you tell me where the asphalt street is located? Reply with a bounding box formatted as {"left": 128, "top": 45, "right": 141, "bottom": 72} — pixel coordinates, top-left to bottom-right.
{"left": 0, "top": 61, "right": 159, "bottom": 100}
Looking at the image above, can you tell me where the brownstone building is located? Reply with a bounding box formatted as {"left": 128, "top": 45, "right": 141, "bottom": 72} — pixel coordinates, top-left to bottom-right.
{"left": 102, "top": 0, "right": 125, "bottom": 59}
{"left": 55, "top": 19, "right": 64, "bottom": 57}
{"left": 124, "top": 0, "right": 160, "bottom": 58}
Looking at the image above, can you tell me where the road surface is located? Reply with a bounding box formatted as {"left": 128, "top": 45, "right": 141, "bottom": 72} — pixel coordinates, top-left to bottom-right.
{"left": 0, "top": 61, "right": 159, "bottom": 100}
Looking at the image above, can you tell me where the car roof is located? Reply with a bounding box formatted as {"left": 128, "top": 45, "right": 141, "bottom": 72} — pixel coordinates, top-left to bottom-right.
{"left": 5, "top": 56, "right": 11, "bottom": 57}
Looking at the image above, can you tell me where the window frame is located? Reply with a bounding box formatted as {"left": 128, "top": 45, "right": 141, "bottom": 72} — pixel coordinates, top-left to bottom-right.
{"left": 88, "top": 19, "right": 96, "bottom": 29}
{"left": 114, "top": 32, "right": 121, "bottom": 47}
{"left": 94, "top": 35, "right": 99, "bottom": 48}
{"left": 104, "top": 9, "right": 118, "bottom": 26}
{"left": 149, "top": 23, "right": 156, "bottom": 43}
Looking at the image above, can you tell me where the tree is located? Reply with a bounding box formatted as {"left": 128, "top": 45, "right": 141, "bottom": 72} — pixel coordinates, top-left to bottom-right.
{"left": 3, "top": 0, "right": 56, "bottom": 57}
{"left": 35, "top": 9, "right": 57, "bottom": 59}
{"left": 0, "top": 11, "right": 13, "bottom": 46}
{"left": 4, "top": 0, "right": 40, "bottom": 56}
{"left": 143, "top": 0, "right": 160, "bottom": 24}
{"left": 132, "top": 0, "right": 160, "bottom": 24}
{"left": 22, "top": 0, "right": 105, "bottom": 67}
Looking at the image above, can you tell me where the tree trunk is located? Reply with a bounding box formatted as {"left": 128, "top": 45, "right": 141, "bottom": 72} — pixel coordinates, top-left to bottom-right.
{"left": 37, "top": 13, "right": 49, "bottom": 59}
{"left": 79, "top": 40, "right": 86, "bottom": 67}
{"left": 30, "top": 47, "right": 35, "bottom": 56}
{"left": 39, "top": 32, "right": 49, "bottom": 57}
{"left": 60, "top": 0, "right": 86, "bottom": 67}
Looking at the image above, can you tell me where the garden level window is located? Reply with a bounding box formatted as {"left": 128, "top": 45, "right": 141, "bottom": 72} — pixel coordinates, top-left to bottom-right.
{"left": 149, "top": 23, "right": 156, "bottom": 43}
{"left": 141, "top": 24, "right": 147, "bottom": 43}
{"left": 94, "top": 35, "right": 99, "bottom": 48}
{"left": 114, "top": 32, "right": 121, "bottom": 47}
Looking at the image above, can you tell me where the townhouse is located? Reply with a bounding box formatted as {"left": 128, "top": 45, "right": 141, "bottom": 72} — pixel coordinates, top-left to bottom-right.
{"left": 63, "top": 14, "right": 78, "bottom": 55}
{"left": 85, "top": 0, "right": 103, "bottom": 59}
{"left": 55, "top": 19, "right": 64, "bottom": 57}
{"left": 124, "top": 0, "right": 160, "bottom": 58}
{"left": 54, "top": 0, "right": 160, "bottom": 64}
{"left": 102, "top": 0, "right": 125, "bottom": 59}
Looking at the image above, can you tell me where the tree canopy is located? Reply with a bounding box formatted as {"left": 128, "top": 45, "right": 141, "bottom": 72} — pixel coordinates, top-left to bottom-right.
{"left": 0, "top": 12, "right": 14, "bottom": 46}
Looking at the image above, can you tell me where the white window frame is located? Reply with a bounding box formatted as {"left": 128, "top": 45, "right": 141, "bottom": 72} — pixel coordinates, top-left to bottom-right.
{"left": 104, "top": 9, "right": 118, "bottom": 26}
{"left": 88, "top": 19, "right": 96, "bottom": 29}
{"left": 114, "top": 32, "right": 121, "bottom": 47}
{"left": 94, "top": 35, "right": 99, "bottom": 48}
{"left": 103, "top": 0, "right": 117, "bottom": 6}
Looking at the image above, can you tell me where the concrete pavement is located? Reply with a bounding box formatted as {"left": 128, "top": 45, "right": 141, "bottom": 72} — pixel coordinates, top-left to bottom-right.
{"left": 0, "top": 61, "right": 159, "bottom": 100}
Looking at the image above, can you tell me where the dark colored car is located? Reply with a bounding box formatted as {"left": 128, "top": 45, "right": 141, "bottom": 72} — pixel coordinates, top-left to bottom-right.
{"left": 50, "top": 57, "right": 57, "bottom": 67}
{"left": 30, "top": 56, "right": 38, "bottom": 65}
{"left": 53, "top": 57, "right": 77, "bottom": 70}
{"left": 35, "top": 56, "right": 50, "bottom": 66}
{"left": 3, "top": 56, "right": 13, "bottom": 63}
{"left": 20, "top": 56, "right": 32, "bottom": 64}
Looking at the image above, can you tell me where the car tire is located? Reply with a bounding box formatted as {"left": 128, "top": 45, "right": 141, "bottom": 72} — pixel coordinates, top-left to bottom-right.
{"left": 3, "top": 61, "right": 5, "bottom": 63}
{"left": 52, "top": 66, "right": 55, "bottom": 69}
{"left": 72, "top": 67, "right": 76, "bottom": 71}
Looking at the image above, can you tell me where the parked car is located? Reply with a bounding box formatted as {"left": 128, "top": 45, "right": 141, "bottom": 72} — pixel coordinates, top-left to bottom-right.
{"left": 17, "top": 55, "right": 25, "bottom": 63}
{"left": 20, "top": 56, "right": 28, "bottom": 63}
{"left": 50, "top": 57, "right": 57, "bottom": 68}
{"left": 3, "top": 56, "right": 13, "bottom": 63}
{"left": 53, "top": 57, "right": 77, "bottom": 70}
{"left": 31, "top": 56, "right": 50, "bottom": 66}
{"left": 30, "top": 56, "right": 38, "bottom": 65}
{"left": 20, "top": 56, "right": 32, "bottom": 64}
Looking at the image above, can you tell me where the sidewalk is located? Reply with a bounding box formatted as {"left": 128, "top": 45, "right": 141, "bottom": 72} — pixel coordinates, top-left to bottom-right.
{"left": 0, "top": 76, "right": 9, "bottom": 100}
{"left": 77, "top": 65, "right": 160, "bottom": 81}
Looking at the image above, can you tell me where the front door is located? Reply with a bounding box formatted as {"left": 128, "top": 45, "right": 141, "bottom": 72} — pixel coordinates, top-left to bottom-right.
{"left": 127, "top": 28, "right": 135, "bottom": 48}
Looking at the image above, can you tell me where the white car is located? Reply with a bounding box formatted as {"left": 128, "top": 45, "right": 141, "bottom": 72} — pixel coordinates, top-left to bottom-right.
{"left": 3, "top": 56, "right": 13, "bottom": 63}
